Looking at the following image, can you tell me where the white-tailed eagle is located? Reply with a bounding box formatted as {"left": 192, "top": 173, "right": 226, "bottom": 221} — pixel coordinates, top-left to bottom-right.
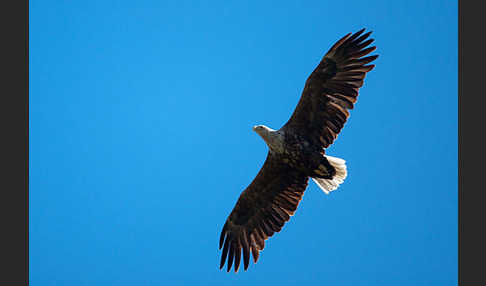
{"left": 219, "top": 28, "right": 378, "bottom": 272}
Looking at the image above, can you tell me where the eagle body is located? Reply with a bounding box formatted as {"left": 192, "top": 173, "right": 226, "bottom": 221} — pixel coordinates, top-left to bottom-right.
{"left": 254, "top": 125, "right": 337, "bottom": 179}
{"left": 219, "top": 29, "right": 378, "bottom": 272}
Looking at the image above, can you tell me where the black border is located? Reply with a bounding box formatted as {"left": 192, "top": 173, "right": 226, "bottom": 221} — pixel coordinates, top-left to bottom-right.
{"left": 2, "top": 0, "right": 28, "bottom": 284}
{"left": 459, "top": 1, "right": 484, "bottom": 285}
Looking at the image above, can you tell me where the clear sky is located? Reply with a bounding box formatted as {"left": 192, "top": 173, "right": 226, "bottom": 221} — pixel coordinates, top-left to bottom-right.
{"left": 30, "top": 1, "right": 457, "bottom": 285}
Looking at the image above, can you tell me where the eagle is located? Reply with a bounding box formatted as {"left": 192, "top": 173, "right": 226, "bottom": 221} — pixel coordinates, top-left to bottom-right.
{"left": 219, "top": 28, "right": 378, "bottom": 272}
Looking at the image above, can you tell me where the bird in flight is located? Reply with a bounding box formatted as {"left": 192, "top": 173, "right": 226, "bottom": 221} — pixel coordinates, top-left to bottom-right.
{"left": 219, "top": 28, "right": 378, "bottom": 272}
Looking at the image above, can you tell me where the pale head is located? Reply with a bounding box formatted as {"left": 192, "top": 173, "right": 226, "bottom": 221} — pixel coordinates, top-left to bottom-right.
{"left": 253, "top": 124, "right": 278, "bottom": 142}
{"left": 252, "top": 125, "right": 272, "bottom": 137}
{"left": 252, "top": 124, "right": 284, "bottom": 153}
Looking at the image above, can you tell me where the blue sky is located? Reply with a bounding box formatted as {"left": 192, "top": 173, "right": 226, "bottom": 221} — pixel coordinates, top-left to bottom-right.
{"left": 30, "top": 1, "right": 457, "bottom": 285}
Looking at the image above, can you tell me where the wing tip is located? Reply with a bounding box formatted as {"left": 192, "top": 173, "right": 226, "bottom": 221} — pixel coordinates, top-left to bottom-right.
{"left": 355, "top": 28, "right": 372, "bottom": 36}
{"left": 367, "top": 64, "right": 376, "bottom": 70}
{"left": 219, "top": 231, "right": 265, "bottom": 273}
{"left": 355, "top": 27, "right": 366, "bottom": 35}
{"left": 328, "top": 32, "right": 352, "bottom": 54}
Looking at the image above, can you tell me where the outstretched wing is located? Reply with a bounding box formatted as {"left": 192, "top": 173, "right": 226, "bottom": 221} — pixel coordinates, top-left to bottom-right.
{"left": 219, "top": 153, "right": 309, "bottom": 272}
{"left": 283, "top": 28, "right": 378, "bottom": 148}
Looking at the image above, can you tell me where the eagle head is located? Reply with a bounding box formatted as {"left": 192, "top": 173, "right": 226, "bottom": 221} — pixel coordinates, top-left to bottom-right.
{"left": 253, "top": 125, "right": 276, "bottom": 140}
{"left": 253, "top": 125, "right": 269, "bottom": 134}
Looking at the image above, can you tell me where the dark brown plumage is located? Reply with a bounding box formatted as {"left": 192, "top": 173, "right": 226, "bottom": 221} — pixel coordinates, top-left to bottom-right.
{"left": 283, "top": 29, "right": 378, "bottom": 148}
{"left": 219, "top": 28, "right": 378, "bottom": 272}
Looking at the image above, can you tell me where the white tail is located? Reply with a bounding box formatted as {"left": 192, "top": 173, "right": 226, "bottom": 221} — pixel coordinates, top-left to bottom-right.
{"left": 312, "top": 155, "right": 347, "bottom": 195}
